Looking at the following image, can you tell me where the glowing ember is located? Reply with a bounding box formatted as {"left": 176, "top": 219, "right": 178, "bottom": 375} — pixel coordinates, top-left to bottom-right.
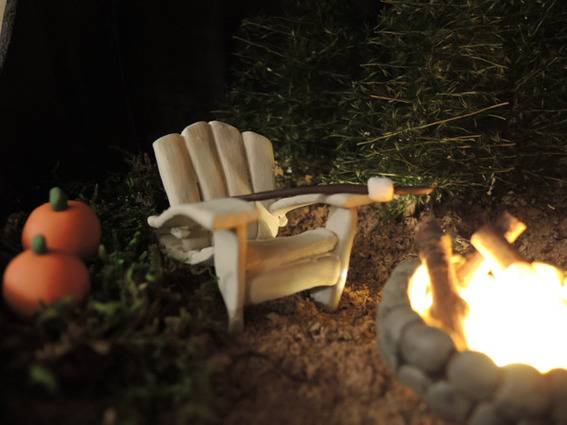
{"left": 409, "top": 259, "right": 567, "bottom": 373}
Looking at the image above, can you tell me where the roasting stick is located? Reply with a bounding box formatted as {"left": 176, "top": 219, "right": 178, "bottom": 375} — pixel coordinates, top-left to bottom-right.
{"left": 234, "top": 177, "right": 434, "bottom": 202}
{"left": 416, "top": 218, "right": 468, "bottom": 350}
{"left": 457, "top": 212, "right": 527, "bottom": 283}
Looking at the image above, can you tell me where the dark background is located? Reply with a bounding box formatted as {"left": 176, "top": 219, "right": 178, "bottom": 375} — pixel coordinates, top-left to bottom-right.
{"left": 0, "top": 0, "right": 378, "bottom": 218}
{"left": 0, "top": 0, "right": 281, "bottom": 216}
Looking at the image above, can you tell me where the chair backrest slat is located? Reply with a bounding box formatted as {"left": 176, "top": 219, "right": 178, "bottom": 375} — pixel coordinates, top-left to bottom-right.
{"left": 153, "top": 134, "right": 201, "bottom": 206}
{"left": 182, "top": 122, "right": 228, "bottom": 200}
{"left": 242, "top": 131, "right": 276, "bottom": 198}
{"left": 209, "top": 121, "right": 254, "bottom": 196}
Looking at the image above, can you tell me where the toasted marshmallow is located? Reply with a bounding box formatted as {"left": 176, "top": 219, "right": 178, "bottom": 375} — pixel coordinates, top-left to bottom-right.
{"left": 368, "top": 177, "right": 394, "bottom": 202}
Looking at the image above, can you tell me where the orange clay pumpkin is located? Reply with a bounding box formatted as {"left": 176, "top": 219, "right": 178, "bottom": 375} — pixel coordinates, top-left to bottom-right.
{"left": 22, "top": 187, "right": 101, "bottom": 259}
{"left": 2, "top": 235, "right": 91, "bottom": 317}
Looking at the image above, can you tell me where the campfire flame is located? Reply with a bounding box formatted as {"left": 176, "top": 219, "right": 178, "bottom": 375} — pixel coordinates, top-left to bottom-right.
{"left": 409, "top": 229, "right": 567, "bottom": 374}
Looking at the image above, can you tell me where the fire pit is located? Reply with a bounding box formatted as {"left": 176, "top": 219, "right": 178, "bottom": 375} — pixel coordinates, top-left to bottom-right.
{"left": 377, "top": 213, "right": 567, "bottom": 424}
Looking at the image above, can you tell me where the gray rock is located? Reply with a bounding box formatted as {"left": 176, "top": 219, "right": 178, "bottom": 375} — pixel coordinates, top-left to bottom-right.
{"left": 468, "top": 402, "right": 511, "bottom": 425}
{"left": 424, "top": 381, "right": 473, "bottom": 423}
{"left": 398, "top": 364, "right": 433, "bottom": 395}
{"left": 377, "top": 259, "right": 418, "bottom": 321}
{"left": 447, "top": 351, "right": 502, "bottom": 400}
{"left": 494, "top": 364, "right": 551, "bottom": 421}
{"left": 400, "top": 322, "right": 456, "bottom": 375}
{"left": 377, "top": 298, "right": 412, "bottom": 323}
{"left": 377, "top": 327, "right": 398, "bottom": 372}
{"left": 548, "top": 368, "right": 567, "bottom": 424}
{"left": 383, "top": 306, "right": 423, "bottom": 345}
{"left": 378, "top": 306, "right": 423, "bottom": 372}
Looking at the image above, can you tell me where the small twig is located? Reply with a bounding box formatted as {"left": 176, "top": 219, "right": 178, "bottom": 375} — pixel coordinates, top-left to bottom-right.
{"left": 234, "top": 184, "right": 433, "bottom": 202}
{"left": 369, "top": 95, "right": 411, "bottom": 104}
{"left": 415, "top": 218, "right": 468, "bottom": 349}
{"left": 358, "top": 102, "right": 510, "bottom": 145}
{"left": 457, "top": 212, "right": 526, "bottom": 283}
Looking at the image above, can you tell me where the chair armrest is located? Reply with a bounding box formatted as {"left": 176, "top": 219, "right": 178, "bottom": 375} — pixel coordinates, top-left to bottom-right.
{"left": 148, "top": 198, "right": 259, "bottom": 231}
{"left": 268, "top": 193, "right": 377, "bottom": 217}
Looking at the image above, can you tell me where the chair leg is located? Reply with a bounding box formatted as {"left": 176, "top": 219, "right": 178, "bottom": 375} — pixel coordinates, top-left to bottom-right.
{"left": 310, "top": 207, "right": 358, "bottom": 310}
{"left": 213, "top": 226, "right": 248, "bottom": 332}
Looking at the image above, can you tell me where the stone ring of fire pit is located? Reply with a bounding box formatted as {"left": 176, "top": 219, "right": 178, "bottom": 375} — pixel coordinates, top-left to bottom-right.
{"left": 377, "top": 259, "right": 567, "bottom": 425}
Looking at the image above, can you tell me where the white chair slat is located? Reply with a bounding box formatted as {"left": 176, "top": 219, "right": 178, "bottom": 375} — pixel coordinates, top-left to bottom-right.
{"left": 246, "top": 254, "right": 341, "bottom": 305}
{"left": 0, "top": 0, "right": 7, "bottom": 33}
{"left": 182, "top": 121, "right": 227, "bottom": 200}
{"left": 242, "top": 131, "right": 276, "bottom": 199}
{"left": 153, "top": 134, "right": 201, "bottom": 206}
{"left": 246, "top": 228, "right": 337, "bottom": 273}
{"left": 209, "top": 120, "right": 254, "bottom": 196}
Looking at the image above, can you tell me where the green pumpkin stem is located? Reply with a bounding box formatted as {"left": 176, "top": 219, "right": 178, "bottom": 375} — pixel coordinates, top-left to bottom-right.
{"left": 31, "top": 235, "right": 48, "bottom": 255}
{"left": 49, "top": 187, "right": 68, "bottom": 211}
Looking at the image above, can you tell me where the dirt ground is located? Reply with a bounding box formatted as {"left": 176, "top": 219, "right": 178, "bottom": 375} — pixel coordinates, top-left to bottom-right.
{"left": 213, "top": 193, "right": 567, "bottom": 425}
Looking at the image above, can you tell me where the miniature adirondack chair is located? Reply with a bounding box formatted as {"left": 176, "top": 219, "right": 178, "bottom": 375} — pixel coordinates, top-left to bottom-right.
{"left": 148, "top": 121, "right": 390, "bottom": 332}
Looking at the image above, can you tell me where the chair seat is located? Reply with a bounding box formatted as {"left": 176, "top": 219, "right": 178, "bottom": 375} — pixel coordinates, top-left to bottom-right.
{"left": 246, "top": 228, "right": 338, "bottom": 273}
{"left": 245, "top": 253, "right": 341, "bottom": 305}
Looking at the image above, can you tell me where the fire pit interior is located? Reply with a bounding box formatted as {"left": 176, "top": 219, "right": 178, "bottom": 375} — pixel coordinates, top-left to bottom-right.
{"left": 377, "top": 213, "right": 567, "bottom": 425}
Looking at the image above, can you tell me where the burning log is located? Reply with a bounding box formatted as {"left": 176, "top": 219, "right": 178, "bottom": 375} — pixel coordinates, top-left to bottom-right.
{"left": 415, "top": 218, "right": 468, "bottom": 349}
{"left": 457, "top": 212, "right": 526, "bottom": 283}
{"left": 470, "top": 223, "right": 526, "bottom": 273}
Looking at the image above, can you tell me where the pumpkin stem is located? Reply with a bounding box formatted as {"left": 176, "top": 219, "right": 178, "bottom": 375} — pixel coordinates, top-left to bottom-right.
{"left": 31, "top": 235, "right": 48, "bottom": 255}
{"left": 49, "top": 187, "right": 68, "bottom": 211}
